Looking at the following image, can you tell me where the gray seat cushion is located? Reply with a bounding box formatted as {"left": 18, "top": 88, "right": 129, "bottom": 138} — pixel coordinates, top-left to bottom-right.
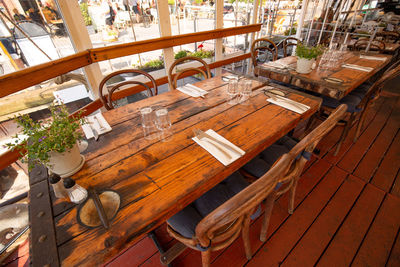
{"left": 167, "top": 172, "right": 249, "bottom": 238}
{"left": 242, "top": 135, "right": 298, "bottom": 178}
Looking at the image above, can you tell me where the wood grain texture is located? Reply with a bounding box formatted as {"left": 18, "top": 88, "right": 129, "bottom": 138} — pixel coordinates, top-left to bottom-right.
{"left": 48, "top": 77, "right": 320, "bottom": 266}
{"left": 255, "top": 52, "right": 392, "bottom": 99}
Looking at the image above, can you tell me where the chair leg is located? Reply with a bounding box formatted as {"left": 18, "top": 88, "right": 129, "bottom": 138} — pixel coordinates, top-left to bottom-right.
{"left": 354, "top": 106, "right": 368, "bottom": 143}
{"left": 334, "top": 114, "right": 356, "bottom": 156}
{"left": 201, "top": 250, "right": 211, "bottom": 267}
{"left": 242, "top": 213, "right": 252, "bottom": 260}
{"left": 288, "top": 180, "right": 298, "bottom": 214}
{"left": 260, "top": 192, "right": 276, "bottom": 242}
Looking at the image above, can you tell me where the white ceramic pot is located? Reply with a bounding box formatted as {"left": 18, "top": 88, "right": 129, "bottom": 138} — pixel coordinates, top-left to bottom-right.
{"left": 296, "top": 57, "right": 315, "bottom": 74}
{"left": 47, "top": 143, "right": 85, "bottom": 177}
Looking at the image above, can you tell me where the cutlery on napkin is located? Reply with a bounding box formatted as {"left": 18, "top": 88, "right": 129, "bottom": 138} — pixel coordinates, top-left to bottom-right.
{"left": 359, "top": 55, "right": 387, "bottom": 61}
{"left": 192, "top": 129, "right": 245, "bottom": 166}
{"left": 265, "top": 93, "right": 310, "bottom": 114}
{"left": 177, "top": 84, "right": 208, "bottom": 98}
{"left": 82, "top": 113, "right": 112, "bottom": 140}
{"left": 342, "top": 64, "right": 373, "bottom": 72}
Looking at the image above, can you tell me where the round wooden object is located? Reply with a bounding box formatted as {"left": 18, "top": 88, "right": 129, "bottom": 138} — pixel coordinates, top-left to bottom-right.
{"left": 77, "top": 190, "right": 120, "bottom": 228}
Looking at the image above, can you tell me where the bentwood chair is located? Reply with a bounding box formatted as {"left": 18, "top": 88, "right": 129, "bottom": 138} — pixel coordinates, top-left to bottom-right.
{"left": 240, "top": 104, "right": 347, "bottom": 242}
{"left": 377, "top": 31, "right": 400, "bottom": 43}
{"left": 353, "top": 39, "right": 386, "bottom": 53}
{"left": 283, "top": 37, "right": 300, "bottom": 57}
{"left": 98, "top": 69, "right": 158, "bottom": 110}
{"left": 166, "top": 156, "right": 291, "bottom": 267}
{"left": 251, "top": 38, "right": 278, "bottom": 68}
{"left": 168, "top": 56, "right": 211, "bottom": 90}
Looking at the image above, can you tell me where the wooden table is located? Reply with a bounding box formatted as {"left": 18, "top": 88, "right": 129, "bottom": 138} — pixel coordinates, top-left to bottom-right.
{"left": 28, "top": 76, "right": 321, "bottom": 266}
{"left": 255, "top": 52, "right": 392, "bottom": 99}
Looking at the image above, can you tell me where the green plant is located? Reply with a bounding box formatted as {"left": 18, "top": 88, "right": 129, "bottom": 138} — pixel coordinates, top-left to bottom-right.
{"left": 142, "top": 58, "right": 165, "bottom": 69}
{"left": 168, "top": 0, "right": 175, "bottom": 5}
{"left": 174, "top": 50, "right": 188, "bottom": 59}
{"left": 189, "top": 50, "right": 214, "bottom": 59}
{"left": 6, "top": 104, "right": 85, "bottom": 171}
{"left": 80, "top": 3, "right": 92, "bottom": 26}
{"left": 295, "top": 43, "right": 324, "bottom": 60}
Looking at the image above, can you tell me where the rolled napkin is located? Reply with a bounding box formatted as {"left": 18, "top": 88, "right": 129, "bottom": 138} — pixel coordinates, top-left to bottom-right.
{"left": 267, "top": 95, "right": 310, "bottom": 114}
{"left": 359, "top": 55, "right": 387, "bottom": 61}
{"left": 192, "top": 129, "right": 245, "bottom": 166}
{"left": 177, "top": 84, "right": 208, "bottom": 98}
{"left": 263, "top": 61, "right": 290, "bottom": 70}
{"left": 342, "top": 64, "right": 373, "bottom": 72}
{"left": 82, "top": 113, "right": 112, "bottom": 139}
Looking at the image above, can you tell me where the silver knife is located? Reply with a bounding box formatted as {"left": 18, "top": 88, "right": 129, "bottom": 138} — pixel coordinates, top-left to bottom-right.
{"left": 183, "top": 86, "right": 205, "bottom": 98}
{"left": 89, "top": 123, "right": 99, "bottom": 141}
{"left": 194, "top": 129, "right": 242, "bottom": 156}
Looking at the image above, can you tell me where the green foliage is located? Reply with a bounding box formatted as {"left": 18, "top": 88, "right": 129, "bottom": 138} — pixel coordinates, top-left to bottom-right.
{"left": 142, "top": 58, "right": 165, "bottom": 69}
{"left": 295, "top": 43, "right": 324, "bottom": 60}
{"left": 168, "top": 0, "right": 175, "bottom": 5}
{"left": 80, "top": 3, "right": 92, "bottom": 26}
{"left": 189, "top": 50, "right": 213, "bottom": 59}
{"left": 6, "top": 104, "right": 85, "bottom": 171}
{"left": 284, "top": 23, "right": 297, "bottom": 36}
{"left": 174, "top": 50, "right": 188, "bottom": 59}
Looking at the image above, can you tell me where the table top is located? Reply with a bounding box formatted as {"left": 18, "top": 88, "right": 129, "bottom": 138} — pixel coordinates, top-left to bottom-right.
{"left": 29, "top": 76, "right": 321, "bottom": 266}
{"left": 255, "top": 51, "right": 392, "bottom": 100}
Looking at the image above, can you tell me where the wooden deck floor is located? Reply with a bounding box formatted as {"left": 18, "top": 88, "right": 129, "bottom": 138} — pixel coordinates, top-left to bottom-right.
{"left": 105, "top": 90, "right": 400, "bottom": 267}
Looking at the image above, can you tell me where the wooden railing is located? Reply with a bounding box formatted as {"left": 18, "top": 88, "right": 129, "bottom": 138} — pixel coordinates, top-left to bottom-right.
{"left": 0, "top": 24, "right": 261, "bottom": 170}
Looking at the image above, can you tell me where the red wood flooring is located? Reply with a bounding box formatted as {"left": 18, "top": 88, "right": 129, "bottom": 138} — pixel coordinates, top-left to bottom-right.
{"left": 104, "top": 90, "right": 400, "bottom": 267}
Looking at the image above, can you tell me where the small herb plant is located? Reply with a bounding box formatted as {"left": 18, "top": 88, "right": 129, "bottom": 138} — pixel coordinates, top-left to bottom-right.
{"left": 296, "top": 43, "right": 324, "bottom": 60}
{"left": 6, "top": 103, "right": 85, "bottom": 171}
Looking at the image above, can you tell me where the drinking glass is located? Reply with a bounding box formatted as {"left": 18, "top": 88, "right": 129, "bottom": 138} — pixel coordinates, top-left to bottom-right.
{"left": 239, "top": 80, "right": 252, "bottom": 105}
{"left": 155, "top": 108, "right": 172, "bottom": 142}
{"left": 227, "top": 79, "right": 239, "bottom": 105}
{"left": 140, "top": 107, "right": 158, "bottom": 140}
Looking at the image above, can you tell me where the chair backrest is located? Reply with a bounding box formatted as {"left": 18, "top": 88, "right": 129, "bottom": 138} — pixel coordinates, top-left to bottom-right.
{"left": 353, "top": 39, "right": 386, "bottom": 53}
{"left": 377, "top": 31, "right": 400, "bottom": 43}
{"left": 195, "top": 153, "right": 292, "bottom": 248}
{"left": 98, "top": 69, "right": 158, "bottom": 110}
{"left": 168, "top": 56, "right": 211, "bottom": 90}
{"left": 283, "top": 37, "right": 300, "bottom": 57}
{"left": 251, "top": 38, "right": 278, "bottom": 67}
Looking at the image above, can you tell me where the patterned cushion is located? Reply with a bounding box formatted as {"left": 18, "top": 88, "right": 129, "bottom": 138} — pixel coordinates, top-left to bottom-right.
{"left": 167, "top": 172, "right": 249, "bottom": 238}
{"left": 322, "top": 93, "right": 362, "bottom": 113}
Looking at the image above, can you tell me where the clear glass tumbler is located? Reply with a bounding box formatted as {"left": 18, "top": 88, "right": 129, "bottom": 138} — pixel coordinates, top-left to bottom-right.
{"left": 239, "top": 80, "right": 252, "bottom": 105}
{"left": 155, "top": 108, "right": 172, "bottom": 142}
{"left": 227, "top": 79, "right": 239, "bottom": 105}
{"left": 140, "top": 107, "right": 158, "bottom": 140}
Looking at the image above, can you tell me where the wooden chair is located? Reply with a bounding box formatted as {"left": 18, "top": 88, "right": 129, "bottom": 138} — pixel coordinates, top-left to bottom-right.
{"left": 283, "top": 37, "right": 300, "bottom": 57}
{"left": 313, "top": 60, "right": 400, "bottom": 155}
{"left": 165, "top": 156, "right": 291, "bottom": 267}
{"left": 98, "top": 69, "right": 158, "bottom": 110}
{"left": 353, "top": 39, "right": 386, "bottom": 53}
{"left": 168, "top": 56, "right": 211, "bottom": 90}
{"left": 240, "top": 104, "right": 347, "bottom": 242}
{"left": 251, "top": 38, "right": 278, "bottom": 68}
{"left": 377, "top": 31, "right": 400, "bottom": 43}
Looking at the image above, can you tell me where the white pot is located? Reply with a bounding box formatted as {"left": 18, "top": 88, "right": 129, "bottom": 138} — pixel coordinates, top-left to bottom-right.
{"left": 47, "top": 143, "right": 85, "bottom": 177}
{"left": 296, "top": 57, "right": 315, "bottom": 74}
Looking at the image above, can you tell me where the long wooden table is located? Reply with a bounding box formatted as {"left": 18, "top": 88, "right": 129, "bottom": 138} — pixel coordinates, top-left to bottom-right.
{"left": 28, "top": 76, "right": 321, "bottom": 266}
{"left": 255, "top": 52, "right": 392, "bottom": 100}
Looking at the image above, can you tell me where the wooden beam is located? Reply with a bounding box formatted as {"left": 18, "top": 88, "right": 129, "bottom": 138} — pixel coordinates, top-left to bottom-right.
{"left": 0, "top": 51, "right": 91, "bottom": 98}
{"left": 215, "top": 0, "right": 224, "bottom": 76}
{"left": 90, "top": 24, "right": 262, "bottom": 62}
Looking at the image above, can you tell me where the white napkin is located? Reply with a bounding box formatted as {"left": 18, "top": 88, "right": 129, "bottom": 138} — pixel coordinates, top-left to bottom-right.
{"left": 267, "top": 97, "right": 310, "bottom": 114}
{"left": 342, "top": 64, "right": 373, "bottom": 72}
{"left": 192, "top": 129, "right": 245, "bottom": 166}
{"left": 360, "top": 55, "right": 387, "bottom": 61}
{"left": 82, "top": 113, "right": 112, "bottom": 139}
{"left": 0, "top": 135, "right": 28, "bottom": 156}
{"left": 264, "top": 61, "right": 289, "bottom": 70}
{"left": 177, "top": 84, "right": 208, "bottom": 98}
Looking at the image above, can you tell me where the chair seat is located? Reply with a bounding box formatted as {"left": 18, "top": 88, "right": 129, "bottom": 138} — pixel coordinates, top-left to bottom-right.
{"left": 167, "top": 172, "right": 249, "bottom": 238}
{"left": 242, "top": 136, "right": 297, "bottom": 178}
{"left": 322, "top": 93, "right": 363, "bottom": 113}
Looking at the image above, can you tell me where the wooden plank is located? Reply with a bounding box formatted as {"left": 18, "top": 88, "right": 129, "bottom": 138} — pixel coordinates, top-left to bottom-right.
{"left": 386, "top": 230, "right": 400, "bottom": 267}
{"left": 353, "top": 97, "right": 400, "bottom": 180}
{"left": 90, "top": 25, "right": 261, "bottom": 62}
{"left": 391, "top": 171, "right": 400, "bottom": 198}
{"left": 0, "top": 51, "right": 91, "bottom": 98}
{"left": 337, "top": 97, "right": 397, "bottom": 175}
{"left": 352, "top": 194, "right": 400, "bottom": 266}
{"left": 315, "top": 183, "right": 385, "bottom": 266}
{"left": 246, "top": 166, "right": 347, "bottom": 267}
{"left": 371, "top": 132, "right": 400, "bottom": 193}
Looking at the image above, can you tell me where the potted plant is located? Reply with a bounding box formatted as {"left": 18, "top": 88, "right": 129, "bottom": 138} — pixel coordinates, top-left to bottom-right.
{"left": 295, "top": 43, "right": 324, "bottom": 74}
{"left": 7, "top": 103, "right": 86, "bottom": 177}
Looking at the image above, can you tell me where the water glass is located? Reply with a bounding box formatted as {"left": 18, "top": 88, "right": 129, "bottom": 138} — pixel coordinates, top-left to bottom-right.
{"left": 239, "top": 80, "right": 252, "bottom": 105}
{"left": 140, "top": 107, "right": 158, "bottom": 140}
{"left": 227, "top": 79, "right": 239, "bottom": 105}
{"left": 155, "top": 108, "right": 172, "bottom": 142}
